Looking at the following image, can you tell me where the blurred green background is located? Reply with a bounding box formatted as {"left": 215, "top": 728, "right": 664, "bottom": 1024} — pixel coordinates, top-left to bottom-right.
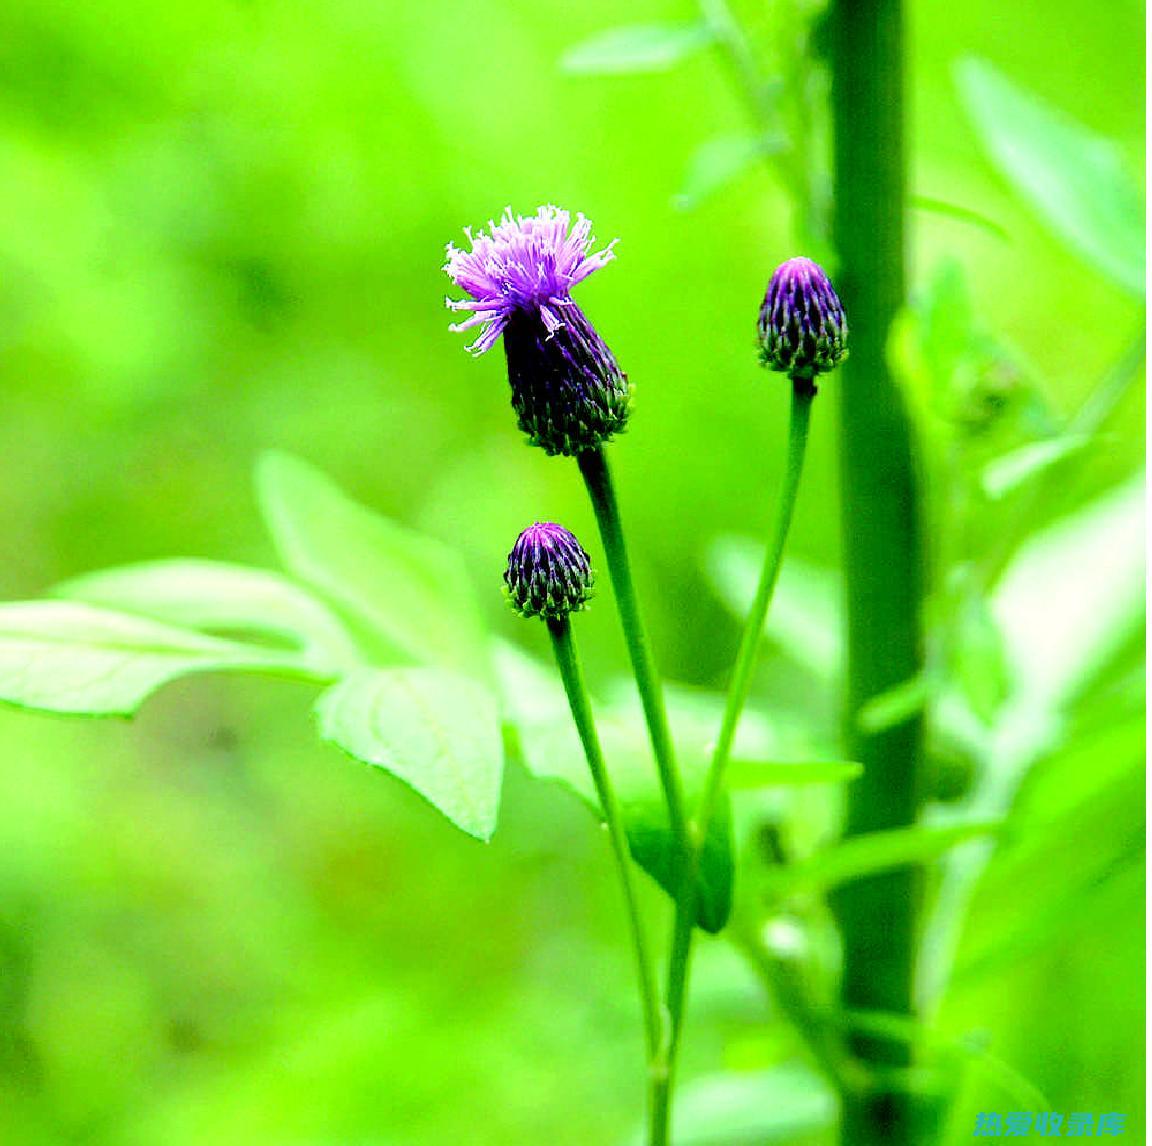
{"left": 0, "top": 1, "right": 1143, "bottom": 1142}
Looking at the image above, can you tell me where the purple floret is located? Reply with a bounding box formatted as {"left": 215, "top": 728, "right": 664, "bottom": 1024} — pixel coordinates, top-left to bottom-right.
{"left": 445, "top": 206, "right": 617, "bottom": 354}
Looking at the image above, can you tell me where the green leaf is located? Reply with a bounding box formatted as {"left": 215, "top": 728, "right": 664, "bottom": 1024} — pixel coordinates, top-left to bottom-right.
{"left": 316, "top": 667, "right": 503, "bottom": 841}
{"left": 560, "top": 22, "right": 713, "bottom": 75}
{"left": 641, "top": 1064, "right": 835, "bottom": 1145}
{"left": 981, "top": 435, "right": 1094, "bottom": 500}
{"left": 836, "top": 1011, "right": 1053, "bottom": 1111}
{"left": 771, "top": 821, "right": 1002, "bottom": 899}
{"left": 256, "top": 452, "right": 489, "bottom": 677}
{"left": 706, "top": 538, "right": 842, "bottom": 682}
{"left": 944, "top": 573, "right": 1013, "bottom": 727}
{"left": 726, "top": 759, "right": 863, "bottom": 789}
{"left": 0, "top": 601, "right": 317, "bottom": 717}
{"left": 956, "top": 58, "right": 1144, "bottom": 295}
{"left": 856, "top": 675, "right": 928, "bottom": 735}
{"left": 673, "top": 134, "right": 779, "bottom": 211}
{"left": 910, "top": 194, "right": 1011, "bottom": 242}
{"left": 54, "top": 559, "right": 363, "bottom": 675}
{"left": 992, "top": 472, "right": 1144, "bottom": 711}
{"left": 495, "top": 641, "right": 734, "bottom": 931}
{"left": 896, "top": 259, "right": 1060, "bottom": 449}
{"left": 950, "top": 711, "right": 1144, "bottom": 984}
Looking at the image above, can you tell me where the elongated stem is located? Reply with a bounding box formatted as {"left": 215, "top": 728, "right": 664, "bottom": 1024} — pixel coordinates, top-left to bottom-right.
{"left": 577, "top": 448, "right": 689, "bottom": 851}
{"left": 546, "top": 615, "right": 665, "bottom": 1131}
{"left": 656, "top": 381, "right": 816, "bottom": 1143}
{"left": 577, "top": 447, "right": 689, "bottom": 1146}
{"left": 828, "top": 3, "right": 929, "bottom": 1143}
{"left": 697, "top": 381, "right": 814, "bottom": 833}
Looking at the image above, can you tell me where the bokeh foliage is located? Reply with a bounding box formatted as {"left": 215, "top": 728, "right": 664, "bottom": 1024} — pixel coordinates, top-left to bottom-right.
{"left": 0, "top": 0, "right": 1143, "bottom": 1142}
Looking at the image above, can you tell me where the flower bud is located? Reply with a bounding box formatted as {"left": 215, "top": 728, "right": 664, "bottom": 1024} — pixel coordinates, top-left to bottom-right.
{"left": 504, "top": 522, "right": 594, "bottom": 620}
{"left": 757, "top": 257, "right": 848, "bottom": 382}
{"left": 502, "top": 304, "right": 632, "bottom": 456}
{"left": 445, "top": 206, "right": 631, "bottom": 456}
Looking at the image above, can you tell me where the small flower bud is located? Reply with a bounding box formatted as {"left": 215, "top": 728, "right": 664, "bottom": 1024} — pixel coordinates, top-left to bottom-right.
{"left": 445, "top": 206, "right": 631, "bottom": 456}
{"left": 504, "top": 522, "right": 594, "bottom": 620}
{"left": 758, "top": 257, "right": 848, "bottom": 382}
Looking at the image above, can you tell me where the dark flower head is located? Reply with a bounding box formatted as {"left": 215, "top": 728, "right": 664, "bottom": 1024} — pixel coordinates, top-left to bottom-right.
{"left": 758, "top": 256, "right": 848, "bottom": 383}
{"left": 445, "top": 206, "right": 632, "bottom": 456}
{"left": 504, "top": 522, "right": 594, "bottom": 621}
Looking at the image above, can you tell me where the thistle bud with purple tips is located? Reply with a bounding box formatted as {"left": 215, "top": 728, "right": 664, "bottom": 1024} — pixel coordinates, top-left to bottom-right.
{"left": 445, "top": 206, "right": 632, "bottom": 456}
{"left": 758, "top": 256, "right": 848, "bottom": 387}
{"left": 504, "top": 522, "right": 594, "bottom": 621}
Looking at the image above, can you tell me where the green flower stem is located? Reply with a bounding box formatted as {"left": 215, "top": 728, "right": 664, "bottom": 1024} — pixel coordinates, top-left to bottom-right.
{"left": 577, "top": 447, "right": 689, "bottom": 852}
{"left": 545, "top": 615, "right": 664, "bottom": 1132}
{"left": 828, "top": 2, "right": 929, "bottom": 1143}
{"left": 656, "top": 380, "right": 816, "bottom": 1143}
{"left": 697, "top": 380, "right": 814, "bottom": 835}
{"left": 577, "top": 447, "right": 688, "bottom": 1146}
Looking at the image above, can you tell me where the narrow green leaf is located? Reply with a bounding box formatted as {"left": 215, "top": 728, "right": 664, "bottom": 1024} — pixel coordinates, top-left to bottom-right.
{"left": 316, "top": 667, "right": 503, "bottom": 841}
{"left": 673, "top": 134, "right": 779, "bottom": 211}
{"left": 0, "top": 602, "right": 317, "bottom": 717}
{"left": 726, "top": 759, "right": 863, "bottom": 789}
{"left": 856, "top": 675, "right": 928, "bottom": 734}
{"left": 54, "top": 559, "right": 363, "bottom": 675}
{"left": 910, "top": 194, "right": 1011, "bottom": 242}
{"left": 639, "top": 1064, "right": 835, "bottom": 1145}
{"left": 957, "top": 58, "right": 1144, "bottom": 295}
{"left": 495, "top": 641, "right": 734, "bottom": 931}
{"left": 706, "top": 538, "right": 842, "bottom": 682}
{"left": 560, "top": 22, "right": 713, "bottom": 75}
{"left": 772, "top": 821, "right": 1002, "bottom": 899}
{"left": 951, "top": 708, "right": 1144, "bottom": 985}
{"left": 838, "top": 1011, "right": 1052, "bottom": 1111}
{"left": 981, "top": 435, "right": 1094, "bottom": 499}
{"left": 256, "top": 452, "right": 489, "bottom": 677}
{"left": 897, "top": 258, "right": 1060, "bottom": 447}
{"left": 945, "top": 574, "right": 1013, "bottom": 727}
{"left": 915, "top": 260, "right": 976, "bottom": 401}
{"left": 992, "top": 472, "right": 1144, "bottom": 710}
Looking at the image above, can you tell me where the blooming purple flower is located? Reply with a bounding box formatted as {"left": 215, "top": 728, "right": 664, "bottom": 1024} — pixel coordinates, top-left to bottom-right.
{"left": 758, "top": 256, "right": 848, "bottom": 385}
{"left": 445, "top": 206, "right": 632, "bottom": 456}
{"left": 504, "top": 522, "right": 594, "bottom": 620}
{"left": 445, "top": 206, "right": 616, "bottom": 354}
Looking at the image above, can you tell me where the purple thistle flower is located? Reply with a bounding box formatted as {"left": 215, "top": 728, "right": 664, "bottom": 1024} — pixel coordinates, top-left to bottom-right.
{"left": 445, "top": 206, "right": 632, "bottom": 456}
{"left": 445, "top": 206, "right": 616, "bottom": 353}
{"left": 504, "top": 522, "right": 594, "bottom": 620}
{"left": 758, "top": 257, "right": 848, "bottom": 385}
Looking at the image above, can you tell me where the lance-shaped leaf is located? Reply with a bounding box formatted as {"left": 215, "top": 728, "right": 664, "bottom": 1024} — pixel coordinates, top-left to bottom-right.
{"left": 0, "top": 601, "right": 318, "bottom": 717}
{"left": 54, "top": 559, "right": 362, "bottom": 676}
{"left": 316, "top": 667, "right": 503, "bottom": 842}
{"left": 769, "top": 820, "right": 1003, "bottom": 901}
{"left": 706, "top": 539, "right": 842, "bottom": 684}
{"left": 561, "top": 22, "right": 713, "bottom": 75}
{"left": 726, "top": 758, "right": 862, "bottom": 789}
{"left": 992, "top": 472, "right": 1145, "bottom": 713}
{"left": 256, "top": 452, "right": 489, "bottom": 678}
{"left": 674, "top": 134, "right": 781, "bottom": 211}
{"left": 632, "top": 1064, "right": 835, "bottom": 1145}
{"left": 957, "top": 57, "right": 1144, "bottom": 295}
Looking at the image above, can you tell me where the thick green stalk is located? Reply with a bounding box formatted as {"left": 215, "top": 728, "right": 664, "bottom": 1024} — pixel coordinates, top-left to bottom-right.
{"left": 546, "top": 615, "right": 665, "bottom": 1135}
{"left": 828, "top": 3, "right": 928, "bottom": 1143}
{"left": 577, "top": 448, "right": 689, "bottom": 851}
